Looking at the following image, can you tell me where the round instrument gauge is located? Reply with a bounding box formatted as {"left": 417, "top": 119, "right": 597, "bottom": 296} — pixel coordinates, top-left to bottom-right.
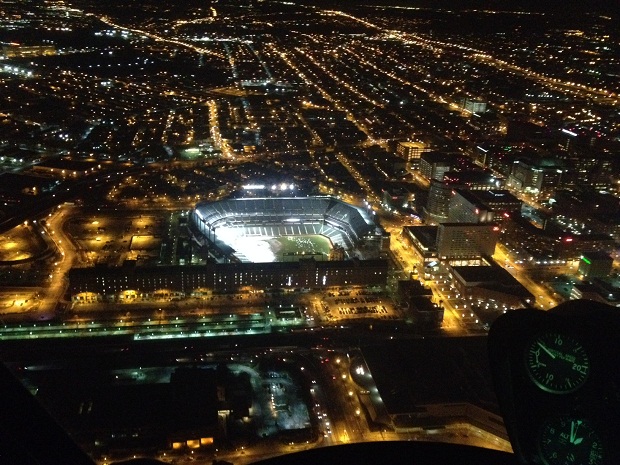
{"left": 526, "top": 332, "right": 590, "bottom": 394}
{"left": 538, "top": 415, "right": 604, "bottom": 465}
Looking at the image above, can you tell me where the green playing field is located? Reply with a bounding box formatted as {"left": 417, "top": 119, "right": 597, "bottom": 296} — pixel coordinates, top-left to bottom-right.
{"left": 221, "top": 232, "right": 334, "bottom": 263}
{"left": 270, "top": 235, "right": 332, "bottom": 261}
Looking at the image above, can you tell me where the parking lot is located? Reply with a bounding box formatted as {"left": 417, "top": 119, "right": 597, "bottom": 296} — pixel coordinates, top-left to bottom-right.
{"left": 65, "top": 213, "right": 168, "bottom": 266}
{"left": 319, "top": 289, "right": 400, "bottom": 321}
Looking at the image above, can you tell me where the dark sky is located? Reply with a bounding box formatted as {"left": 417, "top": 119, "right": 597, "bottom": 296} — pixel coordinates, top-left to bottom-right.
{"left": 298, "top": 0, "right": 617, "bottom": 15}
{"left": 86, "top": 0, "right": 618, "bottom": 18}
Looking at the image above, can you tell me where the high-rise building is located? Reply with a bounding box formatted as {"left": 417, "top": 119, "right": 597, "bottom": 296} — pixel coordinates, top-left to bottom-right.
{"left": 396, "top": 141, "right": 428, "bottom": 170}
{"left": 436, "top": 223, "right": 499, "bottom": 260}
{"left": 448, "top": 189, "right": 522, "bottom": 223}
{"left": 425, "top": 180, "right": 454, "bottom": 223}
{"left": 507, "top": 157, "right": 566, "bottom": 196}
{"left": 555, "top": 150, "right": 616, "bottom": 191}
{"left": 420, "top": 152, "right": 452, "bottom": 182}
{"left": 425, "top": 172, "right": 500, "bottom": 223}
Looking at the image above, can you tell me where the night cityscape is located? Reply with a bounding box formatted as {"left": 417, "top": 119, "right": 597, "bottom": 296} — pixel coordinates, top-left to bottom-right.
{"left": 0, "top": 1, "right": 619, "bottom": 464}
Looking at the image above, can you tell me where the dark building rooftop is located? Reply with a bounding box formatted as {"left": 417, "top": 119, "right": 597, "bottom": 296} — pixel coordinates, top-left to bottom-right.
{"left": 451, "top": 265, "right": 516, "bottom": 285}
{"left": 420, "top": 151, "right": 453, "bottom": 164}
{"left": 452, "top": 265, "right": 533, "bottom": 301}
{"left": 403, "top": 226, "right": 438, "bottom": 250}
{"left": 443, "top": 171, "right": 498, "bottom": 186}
{"left": 362, "top": 337, "right": 498, "bottom": 414}
{"left": 458, "top": 190, "right": 521, "bottom": 208}
{"left": 582, "top": 251, "right": 613, "bottom": 261}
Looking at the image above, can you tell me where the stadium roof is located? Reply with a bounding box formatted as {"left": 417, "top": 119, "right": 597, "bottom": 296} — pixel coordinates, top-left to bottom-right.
{"left": 193, "top": 196, "right": 375, "bottom": 235}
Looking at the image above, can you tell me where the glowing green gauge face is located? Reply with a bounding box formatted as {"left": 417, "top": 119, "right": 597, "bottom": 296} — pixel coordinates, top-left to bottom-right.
{"left": 539, "top": 416, "right": 604, "bottom": 465}
{"left": 526, "top": 332, "right": 590, "bottom": 394}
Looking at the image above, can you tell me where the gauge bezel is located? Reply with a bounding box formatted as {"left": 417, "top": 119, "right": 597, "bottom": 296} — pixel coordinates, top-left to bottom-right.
{"left": 525, "top": 331, "right": 590, "bottom": 394}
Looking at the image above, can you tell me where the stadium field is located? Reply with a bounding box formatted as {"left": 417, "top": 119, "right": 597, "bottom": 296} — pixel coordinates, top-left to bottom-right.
{"left": 224, "top": 234, "right": 332, "bottom": 263}
{"left": 274, "top": 235, "right": 332, "bottom": 261}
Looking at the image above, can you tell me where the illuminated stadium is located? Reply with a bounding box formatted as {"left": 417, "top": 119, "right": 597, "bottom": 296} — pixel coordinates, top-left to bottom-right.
{"left": 190, "top": 196, "right": 381, "bottom": 263}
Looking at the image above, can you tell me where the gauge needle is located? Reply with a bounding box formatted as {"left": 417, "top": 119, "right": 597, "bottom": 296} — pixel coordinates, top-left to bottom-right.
{"left": 570, "top": 420, "right": 583, "bottom": 444}
{"left": 537, "top": 342, "right": 556, "bottom": 359}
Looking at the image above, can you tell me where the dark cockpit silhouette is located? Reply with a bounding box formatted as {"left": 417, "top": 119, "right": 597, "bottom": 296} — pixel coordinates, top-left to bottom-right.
{"left": 488, "top": 299, "right": 619, "bottom": 465}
